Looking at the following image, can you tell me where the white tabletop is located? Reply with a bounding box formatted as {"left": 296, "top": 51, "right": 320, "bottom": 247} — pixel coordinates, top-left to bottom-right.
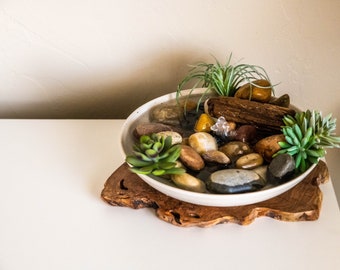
{"left": 1, "top": 119, "right": 340, "bottom": 270}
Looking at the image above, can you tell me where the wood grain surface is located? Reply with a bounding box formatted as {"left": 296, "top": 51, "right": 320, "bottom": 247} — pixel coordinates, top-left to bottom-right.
{"left": 101, "top": 160, "right": 329, "bottom": 227}
{"left": 206, "top": 96, "right": 296, "bottom": 134}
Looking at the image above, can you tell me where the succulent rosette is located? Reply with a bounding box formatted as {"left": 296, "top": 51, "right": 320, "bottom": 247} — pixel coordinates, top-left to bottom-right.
{"left": 274, "top": 110, "right": 340, "bottom": 172}
{"left": 126, "top": 134, "right": 185, "bottom": 176}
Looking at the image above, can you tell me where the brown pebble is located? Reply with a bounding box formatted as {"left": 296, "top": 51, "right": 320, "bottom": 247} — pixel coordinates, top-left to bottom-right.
{"left": 236, "top": 153, "right": 264, "bottom": 169}
{"left": 269, "top": 94, "right": 290, "bottom": 108}
{"left": 219, "top": 141, "right": 252, "bottom": 161}
{"left": 188, "top": 132, "right": 218, "bottom": 154}
{"left": 254, "top": 134, "right": 285, "bottom": 163}
{"left": 133, "top": 123, "right": 173, "bottom": 138}
{"left": 234, "top": 79, "right": 272, "bottom": 103}
{"left": 235, "top": 125, "right": 257, "bottom": 143}
{"left": 201, "top": 150, "right": 231, "bottom": 165}
{"left": 171, "top": 173, "right": 206, "bottom": 193}
{"left": 180, "top": 145, "right": 205, "bottom": 171}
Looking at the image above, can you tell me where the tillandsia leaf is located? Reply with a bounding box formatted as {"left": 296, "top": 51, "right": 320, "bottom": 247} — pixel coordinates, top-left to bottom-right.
{"left": 177, "top": 53, "right": 273, "bottom": 112}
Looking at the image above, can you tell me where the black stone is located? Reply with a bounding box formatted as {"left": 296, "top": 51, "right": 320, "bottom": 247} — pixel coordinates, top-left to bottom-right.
{"left": 266, "top": 154, "right": 296, "bottom": 184}
{"left": 207, "top": 181, "right": 264, "bottom": 194}
{"left": 206, "top": 169, "right": 266, "bottom": 194}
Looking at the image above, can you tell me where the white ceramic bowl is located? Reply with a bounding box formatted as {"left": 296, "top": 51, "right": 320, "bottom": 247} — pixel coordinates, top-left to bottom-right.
{"left": 120, "top": 89, "right": 316, "bottom": 207}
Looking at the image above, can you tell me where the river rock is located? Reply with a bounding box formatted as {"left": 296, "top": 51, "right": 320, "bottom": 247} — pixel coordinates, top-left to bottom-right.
{"left": 171, "top": 173, "right": 206, "bottom": 193}
{"left": 234, "top": 125, "right": 257, "bottom": 143}
{"left": 201, "top": 150, "right": 231, "bottom": 165}
{"left": 151, "top": 105, "right": 183, "bottom": 125}
{"left": 252, "top": 165, "right": 268, "bottom": 181}
{"left": 219, "top": 141, "right": 252, "bottom": 161}
{"left": 133, "top": 123, "right": 173, "bottom": 138}
{"left": 254, "top": 134, "right": 285, "bottom": 162}
{"left": 151, "top": 99, "right": 199, "bottom": 126}
{"left": 157, "top": 131, "right": 182, "bottom": 145}
{"left": 179, "top": 145, "right": 205, "bottom": 171}
{"left": 269, "top": 94, "right": 290, "bottom": 108}
{"left": 194, "top": 113, "right": 215, "bottom": 132}
{"left": 266, "top": 153, "right": 296, "bottom": 184}
{"left": 234, "top": 79, "right": 272, "bottom": 103}
{"left": 236, "top": 153, "right": 264, "bottom": 169}
{"left": 207, "top": 169, "right": 265, "bottom": 194}
{"left": 188, "top": 132, "right": 218, "bottom": 154}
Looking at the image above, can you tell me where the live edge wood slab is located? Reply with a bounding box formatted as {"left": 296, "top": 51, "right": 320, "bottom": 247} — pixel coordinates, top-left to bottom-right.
{"left": 101, "top": 160, "right": 329, "bottom": 227}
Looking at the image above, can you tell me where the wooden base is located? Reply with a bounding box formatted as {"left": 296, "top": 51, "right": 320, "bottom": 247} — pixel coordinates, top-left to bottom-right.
{"left": 101, "top": 161, "right": 329, "bottom": 227}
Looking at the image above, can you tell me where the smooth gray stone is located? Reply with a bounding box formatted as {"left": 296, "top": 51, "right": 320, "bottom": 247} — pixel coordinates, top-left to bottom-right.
{"left": 266, "top": 153, "right": 296, "bottom": 184}
{"left": 207, "top": 169, "right": 265, "bottom": 194}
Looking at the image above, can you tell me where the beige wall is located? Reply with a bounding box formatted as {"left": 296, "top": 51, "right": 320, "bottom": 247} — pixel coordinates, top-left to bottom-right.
{"left": 1, "top": 0, "right": 339, "bottom": 205}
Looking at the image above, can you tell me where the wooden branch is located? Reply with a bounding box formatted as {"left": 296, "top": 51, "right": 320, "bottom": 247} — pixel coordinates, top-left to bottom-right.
{"left": 206, "top": 97, "right": 296, "bottom": 133}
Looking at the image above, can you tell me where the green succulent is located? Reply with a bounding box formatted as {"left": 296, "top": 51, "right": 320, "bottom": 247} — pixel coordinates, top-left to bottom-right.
{"left": 126, "top": 134, "right": 185, "bottom": 176}
{"left": 274, "top": 110, "right": 340, "bottom": 172}
{"left": 176, "top": 54, "right": 274, "bottom": 111}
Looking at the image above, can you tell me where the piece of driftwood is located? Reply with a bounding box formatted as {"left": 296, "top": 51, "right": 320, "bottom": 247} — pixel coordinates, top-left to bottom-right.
{"left": 206, "top": 97, "right": 296, "bottom": 133}
{"left": 101, "top": 161, "right": 329, "bottom": 227}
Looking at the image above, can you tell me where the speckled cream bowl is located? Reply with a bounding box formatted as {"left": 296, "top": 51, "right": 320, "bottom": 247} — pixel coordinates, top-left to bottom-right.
{"left": 120, "top": 89, "right": 317, "bottom": 207}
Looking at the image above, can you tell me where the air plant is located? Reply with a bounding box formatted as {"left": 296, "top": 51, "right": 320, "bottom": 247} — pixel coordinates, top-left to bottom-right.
{"left": 176, "top": 54, "right": 274, "bottom": 111}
